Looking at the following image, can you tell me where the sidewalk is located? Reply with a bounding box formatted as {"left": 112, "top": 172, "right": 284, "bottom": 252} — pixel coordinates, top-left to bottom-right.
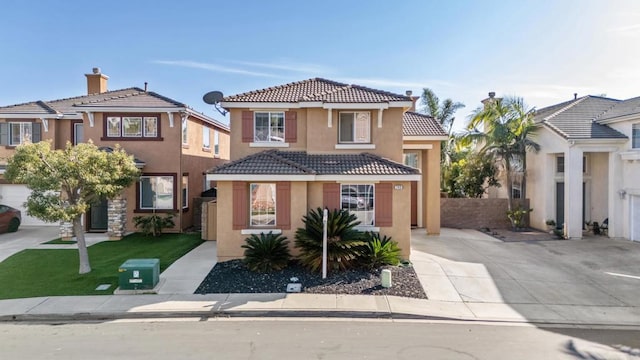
{"left": 1, "top": 228, "right": 639, "bottom": 326}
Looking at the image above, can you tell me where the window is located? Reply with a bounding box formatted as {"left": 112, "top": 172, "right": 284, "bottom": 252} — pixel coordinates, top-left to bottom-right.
{"left": 182, "top": 118, "right": 188, "bottom": 145}
{"left": 341, "top": 184, "right": 374, "bottom": 226}
{"left": 139, "top": 175, "right": 174, "bottom": 210}
{"left": 9, "top": 122, "right": 32, "bottom": 146}
{"left": 106, "top": 115, "right": 159, "bottom": 139}
{"left": 403, "top": 153, "right": 418, "bottom": 168}
{"left": 202, "top": 127, "right": 210, "bottom": 149}
{"left": 512, "top": 181, "right": 522, "bottom": 199}
{"left": 339, "top": 112, "right": 370, "bottom": 143}
{"left": 250, "top": 183, "right": 276, "bottom": 226}
{"left": 214, "top": 130, "right": 220, "bottom": 155}
{"left": 557, "top": 155, "right": 587, "bottom": 174}
{"left": 182, "top": 175, "right": 188, "bottom": 209}
{"left": 73, "top": 122, "right": 84, "bottom": 145}
{"left": 633, "top": 124, "right": 640, "bottom": 149}
{"left": 254, "top": 112, "right": 284, "bottom": 142}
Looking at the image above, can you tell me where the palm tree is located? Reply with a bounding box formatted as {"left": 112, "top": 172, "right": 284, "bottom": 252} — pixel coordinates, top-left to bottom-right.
{"left": 460, "top": 97, "right": 540, "bottom": 212}
{"left": 420, "top": 88, "right": 465, "bottom": 134}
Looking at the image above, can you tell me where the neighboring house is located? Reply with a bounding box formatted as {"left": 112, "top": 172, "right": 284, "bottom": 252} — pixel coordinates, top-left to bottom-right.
{"left": 526, "top": 95, "right": 640, "bottom": 241}
{"left": 205, "top": 78, "right": 445, "bottom": 261}
{"left": 0, "top": 68, "right": 230, "bottom": 238}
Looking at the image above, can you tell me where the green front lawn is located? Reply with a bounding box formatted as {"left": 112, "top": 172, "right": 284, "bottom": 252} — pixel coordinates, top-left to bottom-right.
{"left": 0, "top": 233, "right": 204, "bottom": 300}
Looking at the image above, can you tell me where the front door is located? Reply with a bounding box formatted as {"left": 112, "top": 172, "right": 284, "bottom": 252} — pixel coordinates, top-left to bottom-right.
{"left": 89, "top": 199, "right": 108, "bottom": 231}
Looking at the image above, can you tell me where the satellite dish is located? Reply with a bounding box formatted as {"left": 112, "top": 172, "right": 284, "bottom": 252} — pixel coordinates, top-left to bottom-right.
{"left": 203, "top": 91, "right": 224, "bottom": 105}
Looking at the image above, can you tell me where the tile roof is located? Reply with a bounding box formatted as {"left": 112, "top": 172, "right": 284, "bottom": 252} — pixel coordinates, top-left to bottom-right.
{"left": 597, "top": 96, "right": 640, "bottom": 121}
{"left": 534, "top": 96, "right": 626, "bottom": 140}
{"left": 402, "top": 111, "right": 447, "bottom": 136}
{"left": 223, "top": 78, "right": 411, "bottom": 103}
{"left": 207, "top": 150, "right": 419, "bottom": 176}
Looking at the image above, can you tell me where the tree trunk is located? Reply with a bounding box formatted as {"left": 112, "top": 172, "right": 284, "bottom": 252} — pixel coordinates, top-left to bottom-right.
{"left": 74, "top": 216, "right": 92, "bottom": 274}
{"left": 505, "top": 158, "right": 513, "bottom": 213}
{"left": 521, "top": 154, "right": 527, "bottom": 202}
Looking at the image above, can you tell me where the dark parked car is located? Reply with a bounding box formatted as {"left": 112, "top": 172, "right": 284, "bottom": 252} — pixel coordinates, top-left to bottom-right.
{"left": 0, "top": 205, "right": 21, "bottom": 233}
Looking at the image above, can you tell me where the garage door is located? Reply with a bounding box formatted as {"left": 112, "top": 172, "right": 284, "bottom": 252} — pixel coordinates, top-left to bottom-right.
{"left": 0, "top": 184, "right": 56, "bottom": 226}
{"left": 632, "top": 195, "right": 640, "bottom": 242}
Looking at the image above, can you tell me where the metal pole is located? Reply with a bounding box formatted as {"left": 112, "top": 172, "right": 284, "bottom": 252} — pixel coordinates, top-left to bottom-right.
{"left": 322, "top": 208, "right": 328, "bottom": 279}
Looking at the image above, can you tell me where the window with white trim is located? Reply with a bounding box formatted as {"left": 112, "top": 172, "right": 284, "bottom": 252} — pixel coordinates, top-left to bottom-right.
{"left": 339, "top": 112, "right": 370, "bottom": 143}
{"left": 341, "top": 184, "right": 374, "bottom": 226}
{"left": 202, "top": 127, "right": 210, "bottom": 149}
{"left": 182, "top": 118, "right": 188, "bottom": 145}
{"left": 139, "top": 176, "right": 174, "bottom": 210}
{"left": 214, "top": 130, "right": 220, "bottom": 155}
{"left": 250, "top": 183, "right": 276, "bottom": 226}
{"left": 254, "top": 112, "right": 284, "bottom": 142}
{"left": 182, "top": 175, "right": 189, "bottom": 209}
{"left": 106, "top": 116, "right": 158, "bottom": 138}
{"left": 9, "top": 122, "right": 32, "bottom": 145}
{"left": 556, "top": 155, "right": 587, "bottom": 174}
{"left": 512, "top": 181, "right": 522, "bottom": 199}
{"left": 633, "top": 123, "right": 640, "bottom": 149}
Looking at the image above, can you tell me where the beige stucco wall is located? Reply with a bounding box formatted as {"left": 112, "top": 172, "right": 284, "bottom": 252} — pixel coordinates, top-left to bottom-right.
{"left": 228, "top": 107, "right": 404, "bottom": 162}
{"left": 216, "top": 180, "right": 412, "bottom": 261}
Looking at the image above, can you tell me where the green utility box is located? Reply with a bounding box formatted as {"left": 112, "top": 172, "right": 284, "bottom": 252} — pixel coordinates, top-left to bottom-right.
{"left": 118, "top": 259, "right": 160, "bottom": 290}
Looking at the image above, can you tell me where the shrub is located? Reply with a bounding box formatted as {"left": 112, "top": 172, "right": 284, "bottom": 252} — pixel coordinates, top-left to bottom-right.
{"left": 241, "top": 232, "right": 291, "bottom": 272}
{"left": 360, "top": 232, "right": 401, "bottom": 269}
{"left": 133, "top": 213, "right": 175, "bottom": 237}
{"left": 294, "top": 207, "right": 365, "bottom": 273}
{"left": 507, "top": 206, "right": 532, "bottom": 229}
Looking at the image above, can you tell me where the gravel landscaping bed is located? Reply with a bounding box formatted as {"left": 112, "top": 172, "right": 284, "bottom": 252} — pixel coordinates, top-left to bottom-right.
{"left": 195, "top": 260, "right": 427, "bottom": 299}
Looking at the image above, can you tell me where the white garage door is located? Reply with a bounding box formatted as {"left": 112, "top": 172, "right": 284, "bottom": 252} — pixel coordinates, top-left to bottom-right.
{"left": 632, "top": 195, "right": 640, "bottom": 242}
{"left": 0, "top": 184, "right": 56, "bottom": 226}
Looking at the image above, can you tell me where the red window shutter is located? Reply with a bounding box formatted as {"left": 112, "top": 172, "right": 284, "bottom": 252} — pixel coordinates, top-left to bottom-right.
{"left": 323, "top": 183, "right": 340, "bottom": 211}
{"left": 241, "top": 111, "right": 254, "bottom": 143}
{"left": 375, "top": 183, "right": 393, "bottom": 227}
{"left": 276, "top": 182, "right": 291, "bottom": 229}
{"left": 284, "top": 111, "right": 297, "bottom": 143}
{"left": 232, "top": 181, "right": 248, "bottom": 230}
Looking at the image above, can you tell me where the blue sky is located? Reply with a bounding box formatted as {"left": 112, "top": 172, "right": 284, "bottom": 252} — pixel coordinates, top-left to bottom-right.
{"left": 2, "top": 0, "right": 639, "bottom": 131}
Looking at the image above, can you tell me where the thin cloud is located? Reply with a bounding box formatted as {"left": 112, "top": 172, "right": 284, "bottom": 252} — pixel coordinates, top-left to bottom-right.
{"left": 340, "top": 77, "right": 453, "bottom": 90}
{"left": 152, "top": 60, "right": 278, "bottom": 78}
{"left": 607, "top": 23, "right": 640, "bottom": 34}
{"left": 232, "top": 60, "right": 332, "bottom": 74}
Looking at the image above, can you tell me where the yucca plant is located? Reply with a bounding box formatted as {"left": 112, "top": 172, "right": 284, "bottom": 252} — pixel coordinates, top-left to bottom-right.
{"left": 242, "top": 232, "right": 291, "bottom": 272}
{"left": 294, "top": 207, "right": 365, "bottom": 273}
{"left": 360, "top": 232, "right": 401, "bottom": 269}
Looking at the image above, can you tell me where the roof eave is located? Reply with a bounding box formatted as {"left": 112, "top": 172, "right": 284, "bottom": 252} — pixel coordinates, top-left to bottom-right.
{"left": 403, "top": 135, "right": 448, "bottom": 141}
{"left": 597, "top": 113, "right": 640, "bottom": 124}
{"left": 73, "top": 106, "right": 187, "bottom": 112}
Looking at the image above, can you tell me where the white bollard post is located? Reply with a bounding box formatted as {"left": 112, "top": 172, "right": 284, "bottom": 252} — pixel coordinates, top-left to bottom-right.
{"left": 381, "top": 269, "right": 392, "bottom": 288}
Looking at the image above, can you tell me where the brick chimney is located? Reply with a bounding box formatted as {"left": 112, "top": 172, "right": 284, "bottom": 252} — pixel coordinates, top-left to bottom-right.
{"left": 85, "top": 67, "right": 109, "bottom": 94}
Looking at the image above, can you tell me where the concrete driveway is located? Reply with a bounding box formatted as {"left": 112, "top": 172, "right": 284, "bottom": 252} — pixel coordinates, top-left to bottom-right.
{"left": 411, "top": 229, "right": 640, "bottom": 322}
{"left": 0, "top": 226, "right": 59, "bottom": 262}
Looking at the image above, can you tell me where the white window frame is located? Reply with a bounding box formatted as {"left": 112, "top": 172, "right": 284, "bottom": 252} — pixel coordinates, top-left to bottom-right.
{"left": 250, "top": 183, "right": 276, "bottom": 227}
{"left": 254, "top": 112, "right": 285, "bottom": 143}
{"left": 73, "top": 122, "right": 84, "bottom": 145}
{"left": 202, "top": 127, "right": 210, "bottom": 149}
{"left": 182, "top": 175, "right": 189, "bottom": 209}
{"left": 122, "top": 117, "right": 143, "bottom": 137}
{"left": 214, "top": 130, "right": 220, "bottom": 156}
{"left": 511, "top": 181, "right": 522, "bottom": 199}
{"left": 9, "top": 122, "right": 32, "bottom": 146}
{"left": 633, "top": 123, "right": 640, "bottom": 149}
{"left": 338, "top": 112, "right": 371, "bottom": 144}
{"left": 107, "top": 117, "right": 121, "bottom": 137}
{"left": 143, "top": 117, "right": 158, "bottom": 137}
{"left": 139, "top": 175, "right": 174, "bottom": 210}
{"left": 340, "top": 184, "right": 375, "bottom": 227}
{"left": 182, "top": 118, "right": 188, "bottom": 145}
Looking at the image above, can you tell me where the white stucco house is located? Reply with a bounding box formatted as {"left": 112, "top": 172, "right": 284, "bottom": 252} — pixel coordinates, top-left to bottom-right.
{"left": 526, "top": 95, "right": 640, "bottom": 241}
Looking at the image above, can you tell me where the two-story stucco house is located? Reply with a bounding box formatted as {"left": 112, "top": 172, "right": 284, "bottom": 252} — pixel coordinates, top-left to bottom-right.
{"left": 0, "top": 68, "right": 230, "bottom": 238}
{"left": 205, "top": 78, "right": 445, "bottom": 261}
{"left": 526, "top": 95, "right": 640, "bottom": 242}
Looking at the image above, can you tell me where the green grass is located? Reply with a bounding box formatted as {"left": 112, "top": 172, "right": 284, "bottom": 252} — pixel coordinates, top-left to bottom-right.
{"left": 0, "top": 232, "right": 204, "bottom": 300}
{"left": 43, "top": 238, "right": 76, "bottom": 245}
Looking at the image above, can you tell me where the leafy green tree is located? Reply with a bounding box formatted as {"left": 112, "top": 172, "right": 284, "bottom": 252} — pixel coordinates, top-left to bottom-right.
{"left": 5, "top": 141, "right": 139, "bottom": 274}
{"left": 420, "top": 88, "right": 465, "bottom": 134}
{"left": 461, "top": 97, "right": 540, "bottom": 212}
{"left": 442, "top": 149, "right": 499, "bottom": 198}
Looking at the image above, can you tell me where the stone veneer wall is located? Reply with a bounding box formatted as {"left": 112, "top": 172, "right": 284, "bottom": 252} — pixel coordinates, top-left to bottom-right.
{"left": 108, "top": 197, "right": 127, "bottom": 239}
{"left": 441, "top": 198, "right": 530, "bottom": 229}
